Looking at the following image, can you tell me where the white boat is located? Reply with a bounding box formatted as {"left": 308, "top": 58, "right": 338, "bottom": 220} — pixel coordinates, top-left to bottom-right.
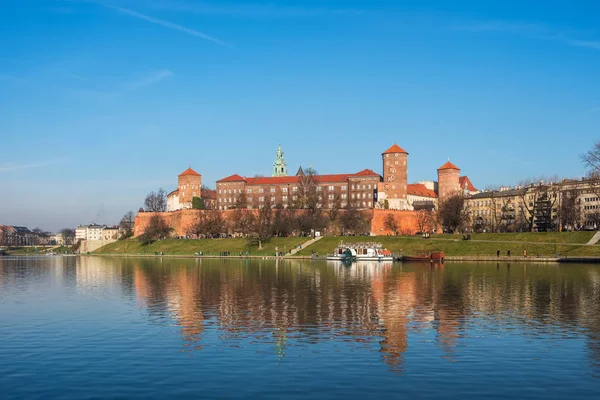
{"left": 326, "top": 241, "right": 394, "bottom": 262}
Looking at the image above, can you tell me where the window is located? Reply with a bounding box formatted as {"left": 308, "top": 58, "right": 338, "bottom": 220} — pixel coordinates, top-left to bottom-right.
{"left": 283, "top": 196, "right": 288, "bottom": 201}
{"left": 341, "top": 194, "right": 347, "bottom": 199}
{"left": 259, "top": 196, "right": 264, "bottom": 202}
{"left": 351, "top": 194, "right": 355, "bottom": 199}
{"left": 271, "top": 196, "right": 276, "bottom": 202}
{"left": 293, "top": 187, "right": 298, "bottom": 192}
{"left": 328, "top": 194, "right": 334, "bottom": 200}
{"left": 282, "top": 187, "right": 288, "bottom": 193}
{"left": 259, "top": 188, "right": 264, "bottom": 193}
{"left": 341, "top": 202, "right": 347, "bottom": 208}
{"left": 317, "top": 186, "right": 323, "bottom": 191}
{"left": 247, "top": 189, "right": 253, "bottom": 194}
{"left": 368, "top": 185, "right": 371, "bottom": 190}
{"left": 362, "top": 185, "right": 366, "bottom": 190}
{"left": 270, "top": 187, "right": 275, "bottom": 193}
{"left": 328, "top": 186, "right": 334, "bottom": 191}
{"left": 352, "top": 185, "right": 355, "bottom": 190}
{"left": 293, "top": 195, "right": 297, "bottom": 201}
{"left": 342, "top": 186, "right": 347, "bottom": 191}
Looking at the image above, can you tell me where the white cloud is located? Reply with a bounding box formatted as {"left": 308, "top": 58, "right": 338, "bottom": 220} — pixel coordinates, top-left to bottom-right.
{"left": 104, "top": 4, "right": 232, "bottom": 47}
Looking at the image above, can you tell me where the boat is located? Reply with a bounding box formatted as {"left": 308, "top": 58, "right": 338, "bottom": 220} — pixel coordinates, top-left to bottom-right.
{"left": 402, "top": 251, "right": 445, "bottom": 263}
{"left": 327, "top": 241, "right": 394, "bottom": 262}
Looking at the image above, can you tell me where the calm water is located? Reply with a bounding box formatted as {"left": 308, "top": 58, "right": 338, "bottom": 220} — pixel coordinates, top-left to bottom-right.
{"left": 1, "top": 257, "right": 600, "bottom": 399}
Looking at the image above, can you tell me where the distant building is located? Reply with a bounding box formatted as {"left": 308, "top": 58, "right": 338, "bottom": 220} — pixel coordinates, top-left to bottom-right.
{"left": 0, "top": 226, "right": 34, "bottom": 246}
{"left": 76, "top": 224, "right": 107, "bottom": 241}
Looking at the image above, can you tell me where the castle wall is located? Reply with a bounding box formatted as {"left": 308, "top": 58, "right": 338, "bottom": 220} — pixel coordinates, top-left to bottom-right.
{"left": 134, "top": 208, "right": 422, "bottom": 238}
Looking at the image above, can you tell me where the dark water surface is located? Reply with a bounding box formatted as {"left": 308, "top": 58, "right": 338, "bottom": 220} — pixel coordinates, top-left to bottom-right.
{"left": 1, "top": 257, "right": 600, "bottom": 399}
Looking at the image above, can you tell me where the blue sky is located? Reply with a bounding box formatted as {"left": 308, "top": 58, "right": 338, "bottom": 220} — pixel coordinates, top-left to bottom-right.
{"left": 1, "top": 0, "right": 599, "bottom": 231}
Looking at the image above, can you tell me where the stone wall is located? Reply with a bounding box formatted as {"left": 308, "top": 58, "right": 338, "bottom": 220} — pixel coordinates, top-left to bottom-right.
{"left": 370, "top": 209, "right": 420, "bottom": 236}
{"left": 135, "top": 208, "right": 421, "bottom": 237}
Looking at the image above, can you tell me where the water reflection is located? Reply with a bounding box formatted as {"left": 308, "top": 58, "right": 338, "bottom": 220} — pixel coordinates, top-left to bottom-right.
{"left": 2, "top": 256, "right": 600, "bottom": 375}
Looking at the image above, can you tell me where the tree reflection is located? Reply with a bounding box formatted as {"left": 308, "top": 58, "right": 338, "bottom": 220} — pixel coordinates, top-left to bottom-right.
{"left": 64, "top": 257, "right": 600, "bottom": 373}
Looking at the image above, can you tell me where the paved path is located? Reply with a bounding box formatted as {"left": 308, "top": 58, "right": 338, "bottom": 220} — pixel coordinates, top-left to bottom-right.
{"left": 287, "top": 236, "right": 323, "bottom": 256}
{"left": 586, "top": 231, "right": 600, "bottom": 245}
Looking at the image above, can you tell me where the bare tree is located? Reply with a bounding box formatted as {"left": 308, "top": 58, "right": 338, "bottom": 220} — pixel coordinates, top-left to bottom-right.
{"left": 233, "top": 191, "right": 248, "bottom": 209}
{"left": 383, "top": 213, "right": 400, "bottom": 236}
{"left": 582, "top": 140, "right": 600, "bottom": 174}
{"left": 119, "top": 211, "right": 135, "bottom": 238}
{"left": 439, "top": 195, "right": 468, "bottom": 233}
{"left": 558, "top": 188, "right": 582, "bottom": 231}
{"left": 59, "top": 228, "right": 75, "bottom": 245}
{"left": 144, "top": 188, "right": 167, "bottom": 212}
{"left": 416, "top": 210, "right": 437, "bottom": 233}
{"left": 230, "top": 208, "right": 256, "bottom": 237}
{"left": 250, "top": 197, "right": 273, "bottom": 249}
{"left": 139, "top": 214, "right": 171, "bottom": 244}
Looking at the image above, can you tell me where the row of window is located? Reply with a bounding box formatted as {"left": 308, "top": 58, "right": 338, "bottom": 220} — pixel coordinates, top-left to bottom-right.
{"left": 585, "top": 197, "right": 600, "bottom": 202}
{"left": 218, "top": 201, "right": 373, "bottom": 211}
{"left": 217, "top": 184, "right": 379, "bottom": 195}
{"left": 585, "top": 205, "right": 600, "bottom": 210}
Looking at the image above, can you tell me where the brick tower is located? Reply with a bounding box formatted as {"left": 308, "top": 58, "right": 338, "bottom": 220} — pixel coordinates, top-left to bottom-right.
{"left": 178, "top": 167, "right": 202, "bottom": 209}
{"left": 381, "top": 144, "right": 409, "bottom": 210}
{"left": 437, "top": 161, "right": 460, "bottom": 203}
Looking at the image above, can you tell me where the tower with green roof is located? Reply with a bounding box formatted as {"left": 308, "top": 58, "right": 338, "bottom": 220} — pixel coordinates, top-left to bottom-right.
{"left": 272, "top": 145, "right": 287, "bottom": 177}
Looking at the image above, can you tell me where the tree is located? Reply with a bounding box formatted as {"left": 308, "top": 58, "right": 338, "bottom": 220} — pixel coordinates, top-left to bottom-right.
{"left": 439, "top": 195, "right": 468, "bottom": 233}
{"left": 383, "top": 213, "right": 400, "bottom": 235}
{"left": 292, "top": 168, "right": 323, "bottom": 237}
{"left": 558, "top": 188, "right": 582, "bottom": 231}
{"left": 233, "top": 191, "right": 248, "bottom": 209}
{"left": 383, "top": 199, "right": 390, "bottom": 210}
{"left": 144, "top": 188, "right": 167, "bottom": 212}
{"left": 32, "top": 227, "right": 50, "bottom": 245}
{"left": 138, "top": 214, "right": 171, "bottom": 244}
{"left": 272, "top": 208, "right": 294, "bottom": 237}
{"left": 338, "top": 205, "right": 370, "bottom": 235}
{"left": 119, "top": 211, "right": 135, "bottom": 238}
{"left": 230, "top": 208, "right": 256, "bottom": 237}
{"left": 582, "top": 140, "right": 600, "bottom": 174}
{"left": 192, "top": 197, "right": 205, "bottom": 210}
{"left": 250, "top": 197, "right": 273, "bottom": 249}
{"left": 415, "top": 210, "right": 432, "bottom": 233}
{"left": 59, "top": 228, "right": 75, "bottom": 245}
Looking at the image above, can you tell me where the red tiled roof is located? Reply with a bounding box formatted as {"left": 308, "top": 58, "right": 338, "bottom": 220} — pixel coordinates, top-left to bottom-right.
{"left": 353, "top": 169, "right": 380, "bottom": 177}
{"left": 217, "top": 174, "right": 246, "bottom": 183}
{"left": 382, "top": 144, "right": 408, "bottom": 154}
{"left": 179, "top": 167, "right": 201, "bottom": 177}
{"left": 459, "top": 176, "right": 478, "bottom": 192}
{"left": 438, "top": 161, "right": 460, "bottom": 171}
{"left": 219, "top": 170, "right": 382, "bottom": 186}
{"left": 407, "top": 183, "right": 437, "bottom": 198}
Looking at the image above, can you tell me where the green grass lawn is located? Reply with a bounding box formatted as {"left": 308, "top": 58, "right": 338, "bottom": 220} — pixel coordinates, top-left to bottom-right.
{"left": 94, "top": 236, "right": 309, "bottom": 256}
{"left": 297, "top": 232, "right": 600, "bottom": 258}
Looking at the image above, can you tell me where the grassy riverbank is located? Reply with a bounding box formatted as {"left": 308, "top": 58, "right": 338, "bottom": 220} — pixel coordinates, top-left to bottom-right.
{"left": 93, "top": 237, "right": 308, "bottom": 256}
{"left": 296, "top": 232, "right": 600, "bottom": 257}
{"left": 92, "top": 232, "right": 600, "bottom": 258}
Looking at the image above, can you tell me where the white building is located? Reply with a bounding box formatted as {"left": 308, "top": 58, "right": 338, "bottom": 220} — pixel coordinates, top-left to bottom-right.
{"left": 75, "top": 224, "right": 107, "bottom": 241}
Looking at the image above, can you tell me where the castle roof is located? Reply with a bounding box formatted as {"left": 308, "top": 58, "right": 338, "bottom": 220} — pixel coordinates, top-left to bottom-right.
{"left": 218, "top": 170, "right": 381, "bottom": 185}
{"left": 179, "top": 167, "right": 201, "bottom": 177}
{"left": 459, "top": 176, "right": 478, "bottom": 192}
{"left": 353, "top": 169, "right": 380, "bottom": 177}
{"left": 167, "top": 189, "right": 179, "bottom": 198}
{"left": 382, "top": 144, "right": 408, "bottom": 154}
{"left": 438, "top": 161, "right": 460, "bottom": 171}
{"left": 217, "top": 174, "right": 246, "bottom": 183}
{"left": 407, "top": 183, "right": 437, "bottom": 198}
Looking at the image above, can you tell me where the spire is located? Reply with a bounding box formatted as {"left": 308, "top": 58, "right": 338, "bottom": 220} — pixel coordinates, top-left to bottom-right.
{"left": 272, "top": 145, "right": 288, "bottom": 177}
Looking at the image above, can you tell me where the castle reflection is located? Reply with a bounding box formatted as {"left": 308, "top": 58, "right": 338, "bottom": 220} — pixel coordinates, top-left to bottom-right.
{"left": 57, "top": 257, "right": 600, "bottom": 372}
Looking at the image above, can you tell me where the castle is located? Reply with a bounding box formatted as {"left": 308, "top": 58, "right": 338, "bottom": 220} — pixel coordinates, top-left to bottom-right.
{"left": 214, "top": 144, "right": 478, "bottom": 211}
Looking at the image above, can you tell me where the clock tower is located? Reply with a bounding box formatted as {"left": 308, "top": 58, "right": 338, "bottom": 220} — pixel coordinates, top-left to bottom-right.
{"left": 381, "top": 144, "right": 408, "bottom": 209}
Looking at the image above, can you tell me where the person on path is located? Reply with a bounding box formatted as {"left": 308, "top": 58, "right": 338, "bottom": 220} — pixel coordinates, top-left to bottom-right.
{"left": 497, "top": 249, "right": 500, "bottom": 258}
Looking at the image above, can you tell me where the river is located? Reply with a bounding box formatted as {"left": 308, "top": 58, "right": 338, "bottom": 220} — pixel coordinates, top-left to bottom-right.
{"left": 1, "top": 256, "right": 599, "bottom": 399}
